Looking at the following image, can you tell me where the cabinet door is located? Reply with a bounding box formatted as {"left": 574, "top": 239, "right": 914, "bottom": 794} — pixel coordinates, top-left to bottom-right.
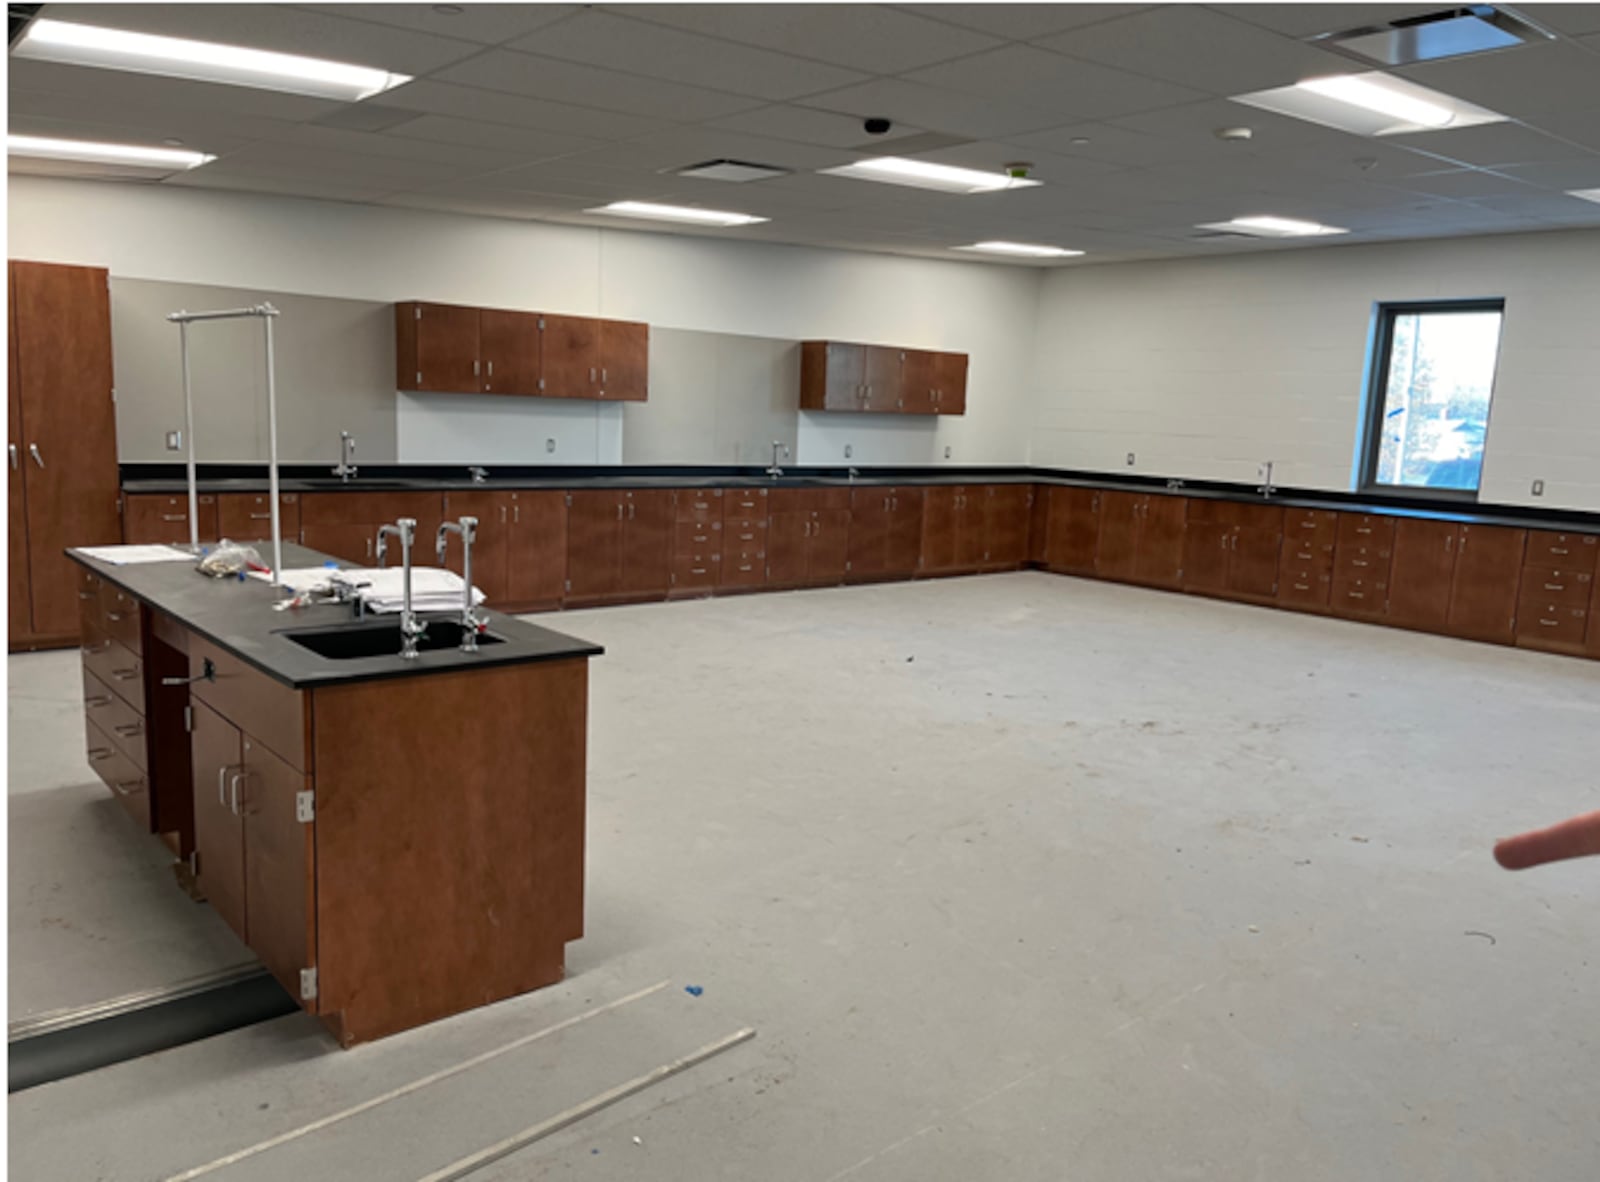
{"left": 12, "top": 262, "right": 122, "bottom": 639}
{"left": 800, "top": 341, "right": 865, "bottom": 411}
{"left": 900, "top": 351, "right": 937, "bottom": 415}
{"left": 564, "top": 491, "right": 622, "bottom": 598}
{"left": 619, "top": 491, "right": 673, "bottom": 596}
{"left": 1446, "top": 525, "right": 1524, "bottom": 645}
{"left": 766, "top": 511, "right": 810, "bottom": 585}
{"left": 885, "top": 488, "right": 925, "bottom": 574}
{"left": 541, "top": 314, "right": 601, "bottom": 398}
{"left": 1387, "top": 519, "right": 1459, "bottom": 632}
{"left": 1588, "top": 582, "right": 1600, "bottom": 659}
{"left": 1027, "top": 484, "right": 1050, "bottom": 565}
{"left": 191, "top": 700, "right": 247, "bottom": 943}
{"left": 599, "top": 320, "right": 649, "bottom": 401}
{"left": 983, "top": 486, "right": 1030, "bottom": 567}
{"left": 300, "top": 523, "right": 377, "bottom": 565}
{"left": 1095, "top": 491, "right": 1141, "bottom": 581}
{"left": 241, "top": 734, "right": 316, "bottom": 1008}
{"left": 506, "top": 491, "right": 567, "bottom": 607}
{"left": 1134, "top": 496, "right": 1187, "bottom": 587}
{"left": 810, "top": 510, "right": 852, "bottom": 585}
{"left": 863, "top": 347, "right": 903, "bottom": 413}
{"left": 954, "top": 488, "right": 988, "bottom": 570}
{"left": 404, "top": 302, "right": 480, "bottom": 394}
{"left": 9, "top": 316, "right": 32, "bottom": 641}
{"left": 1047, "top": 488, "right": 1101, "bottom": 575}
{"left": 1229, "top": 525, "right": 1283, "bottom": 599}
{"left": 920, "top": 487, "right": 960, "bottom": 573}
{"left": 1182, "top": 522, "right": 1232, "bottom": 594}
{"left": 847, "top": 489, "right": 890, "bottom": 577}
{"left": 217, "top": 493, "right": 299, "bottom": 542}
{"left": 123, "top": 494, "right": 219, "bottom": 545}
{"left": 479, "top": 309, "right": 540, "bottom": 396}
{"left": 934, "top": 352, "right": 968, "bottom": 415}
{"left": 441, "top": 491, "right": 510, "bottom": 603}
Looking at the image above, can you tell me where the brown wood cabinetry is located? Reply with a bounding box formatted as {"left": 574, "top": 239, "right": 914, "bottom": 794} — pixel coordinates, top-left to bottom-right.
{"left": 801, "top": 341, "right": 967, "bottom": 416}
{"left": 599, "top": 320, "right": 649, "bottom": 401}
{"left": 1045, "top": 487, "right": 1103, "bottom": 575}
{"left": 721, "top": 487, "right": 769, "bottom": 590}
{"left": 540, "top": 313, "right": 599, "bottom": 398}
{"left": 983, "top": 485, "right": 1032, "bottom": 569}
{"left": 299, "top": 492, "right": 443, "bottom": 566}
{"left": 123, "top": 494, "right": 220, "bottom": 545}
{"left": 1330, "top": 513, "right": 1395, "bottom": 619}
{"left": 767, "top": 488, "right": 850, "bottom": 588}
{"left": 440, "top": 490, "right": 511, "bottom": 603}
{"left": 1445, "top": 525, "right": 1524, "bottom": 645}
{"left": 1182, "top": 501, "right": 1284, "bottom": 601}
{"left": 848, "top": 486, "right": 925, "bottom": 579}
{"left": 218, "top": 493, "right": 300, "bottom": 542}
{"left": 1095, "top": 493, "right": 1186, "bottom": 587}
{"left": 395, "top": 301, "right": 482, "bottom": 394}
{"left": 564, "top": 489, "right": 672, "bottom": 604}
{"left": 1386, "top": 519, "right": 1461, "bottom": 632}
{"left": 1277, "top": 509, "right": 1339, "bottom": 611}
{"left": 1517, "top": 529, "right": 1598, "bottom": 656}
{"left": 479, "top": 308, "right": 540, "bottom": 396}
{"left": 9, "top": 261, "right": 123, "bottom": 650}
{"left": 920, "top": 486, "right": 987, "bottom": 574}
{"left": 505, "top": 491, "right": 567, "bottom": 610}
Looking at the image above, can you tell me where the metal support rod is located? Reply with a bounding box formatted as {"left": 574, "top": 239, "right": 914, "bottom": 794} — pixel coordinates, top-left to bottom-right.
{"left": 262, "top": 306, "right": 283, "bottom": 586}
{"left": 178, "top": 320, "right": 198, "bottom": 550}
{"left": 165, "top": 305, "right": 278, "bottom": 324}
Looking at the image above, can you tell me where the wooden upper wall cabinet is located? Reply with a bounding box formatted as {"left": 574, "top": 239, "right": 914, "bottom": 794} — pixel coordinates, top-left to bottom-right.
{"left": 800, "top": 341, "right": 967, "bottom": 415}
{"left": 396, "top": 302, "right": 648, "bottom": 401}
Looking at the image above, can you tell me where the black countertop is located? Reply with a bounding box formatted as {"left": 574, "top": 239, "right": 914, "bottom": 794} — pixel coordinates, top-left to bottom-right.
{"left": 121, "top": 463, "right": 1600, "bottom": 537}
{"left": 69, "top": 542, "right": 603, "bottom": 690}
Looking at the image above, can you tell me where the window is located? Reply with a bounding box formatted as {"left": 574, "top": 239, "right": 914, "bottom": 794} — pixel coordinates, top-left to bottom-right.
{"left": 1359, "top": 300, "right": 1505, "bottom": 497}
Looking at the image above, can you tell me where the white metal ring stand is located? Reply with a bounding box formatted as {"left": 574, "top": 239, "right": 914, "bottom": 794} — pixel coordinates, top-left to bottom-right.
{"left": 168, "top": 304, "right": 284, "bottom": 587}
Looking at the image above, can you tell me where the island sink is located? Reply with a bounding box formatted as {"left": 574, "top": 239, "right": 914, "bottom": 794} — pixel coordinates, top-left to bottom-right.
{"left": 280, "top": 619, "right": 504, "bottom": 660}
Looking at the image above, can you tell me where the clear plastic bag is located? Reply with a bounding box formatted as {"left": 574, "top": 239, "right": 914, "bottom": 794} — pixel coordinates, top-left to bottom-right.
{"left": 195, "top": 539, "right": 264, "bottom": 579}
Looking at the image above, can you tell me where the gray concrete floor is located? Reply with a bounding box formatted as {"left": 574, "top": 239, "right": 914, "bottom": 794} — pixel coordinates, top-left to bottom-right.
{"left": 9, "top": 573, "right": 1600, "bottom": 1180}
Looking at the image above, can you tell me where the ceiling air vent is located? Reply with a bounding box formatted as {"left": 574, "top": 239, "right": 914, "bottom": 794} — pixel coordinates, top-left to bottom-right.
{"left": 1314, "top": 6, "right": 1554, "bottom": 66}
{"left": 674, "top": 159, "right": 788, "bottom": 183}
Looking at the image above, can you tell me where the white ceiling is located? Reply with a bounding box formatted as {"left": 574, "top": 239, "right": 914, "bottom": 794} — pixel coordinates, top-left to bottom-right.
{"left": 9, "top": 3, "right": 1600, "bottom": 265}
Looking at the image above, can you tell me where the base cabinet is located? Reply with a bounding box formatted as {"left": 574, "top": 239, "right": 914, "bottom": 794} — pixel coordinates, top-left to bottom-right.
{"left": 1446, "top": 525, "right": 1524, "bottom": 645}
{"left": 848, "top": 487, "right": 924, "bottom": 580}
{"left": 564, "top": 489, "right": 671, "bottom": 604}
{"left": 1046, "top": 488, "right": 1102, "bottom": 575}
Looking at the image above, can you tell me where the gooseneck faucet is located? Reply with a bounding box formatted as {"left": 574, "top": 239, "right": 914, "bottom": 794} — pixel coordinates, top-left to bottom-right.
{"left": 1257, "top": 460, "right": 1276, "bottom": 500}
{"left": 436, "top": 516, "right": 486, "bottom": 652}
{"left": 767, "top": 440, "right": 787, "bottom": 481}
{"left": 333, "top": 430, "right": 357, "bottom": 481}
{"left": 375, "top": 517, "right": 424, "bottom": 660}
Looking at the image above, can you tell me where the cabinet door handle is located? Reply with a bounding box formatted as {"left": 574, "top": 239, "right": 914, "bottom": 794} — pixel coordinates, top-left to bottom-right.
{"left": 513, "top": 503, "right": 519, "bottom": 524}
{"left": 1294, "top": 582, "right": 1310, "bottom": 591}
{"left": 617, "top": 503, "right": 624, "bottom": 520}
{"left": 249, "top": 512, "right": 272, "bottom": 520}
{"left": 473, "top": 360, "right": 481, "bottom": 376}
{"left": 113, "top": 779, "right": 141, "bottom": 797}
{"left": 590, "top": 367, "right": 597, "bottom": 383}
{"left": 217, "top": 765, "right": 230, "bottom": 807}
{"left": 7, "top": 443, "right": 16, "bottom": 470}
{"left": 365, "top": 537, "right": 373, "bottom": 559}
{"left": 628, "top": 503, "right": 635, "bottom": 520}
{"left": 1540, "top": 618, "right": 1559, "bottom": 627}
{"left": 1544, "top": 583, "right": 1564, "bottom": 591}
{"left": 1550, "top": 547, "right": 1569, "bottom": 555}
{"left": 84, "top": 694, "right": 112, "bottom": 707}
{"left": 160, "top": 513, "right": 188, "bottom": 522}
{"left": 29, "top": 443, "right": 44, "bottom": 468}
{"left": 88, "top": 747, "right": 113, "bottom": 761}
{"left": 500, "top": 505, "right": 507, "bottom": 524}
{"left": 1445, "top": 534, "right": 1454, "bottom": 551}
{"left": 113, "top": 723, "right": 142, "bottom": 738}
{"left": 487, "top": 360, "right": 493, "bottom": 377}
{"left": 111, "top": 667, "right": 139, "bottom": 681}
{"left": 602, "top": 368, "right": 607, "bottom": 383}
{"left": 230, "top": 772, "right": 247, "bottom": 816}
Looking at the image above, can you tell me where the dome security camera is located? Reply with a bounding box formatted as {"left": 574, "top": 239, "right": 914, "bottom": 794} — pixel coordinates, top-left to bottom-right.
{"left": 863, "top": 117, "right": 892, "bottom": 135}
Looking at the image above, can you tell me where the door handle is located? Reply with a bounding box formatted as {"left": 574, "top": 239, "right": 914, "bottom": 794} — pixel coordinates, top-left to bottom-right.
{"left": 113, "top": 722, "right": 143, "bottom": 738}
{"left": 500, "top": 505, "right": 507, "bottom": 524}
{"left": 218, "top": 764, "right": 230, "bottom": 807}
{"left": 7, "top": 444, "right": 16, "bottom": 470}
{"left": 230, "top": 771, "right": 247, "bottom": 816}
{"left": 629, "top": 503, "right": 635, "bottom": 520}
{"left": 486, "top": 360, "right": 493, "bottom": 377}
{"left": 589, "top": 367, "right": 597, "bottom": 383}
{"left": 513, "top": 503, "right": 519, "bottom": 524}
{"left": 617, "top": 503, "right": 623, "bottom": 520}
{"left": 29, "top": 443, "right": 44, "bottom": 468}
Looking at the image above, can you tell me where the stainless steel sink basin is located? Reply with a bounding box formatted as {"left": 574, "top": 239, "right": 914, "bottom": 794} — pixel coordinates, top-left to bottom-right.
{"left": 279, "top": 620, "right": 504, "bottom": 660}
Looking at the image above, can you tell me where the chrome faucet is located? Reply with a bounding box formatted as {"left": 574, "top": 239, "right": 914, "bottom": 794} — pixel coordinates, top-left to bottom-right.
{"left": 767, "top": 440, "right": 787, "bottom": 481}
{"left": 1257, "top": 461, "right": 1276, "bottom": 499}
{"left": 374, "top": 517, "right": 425, "bottom": 660}
{"left": 436, "top": 516, "right": 486, "bottom": 652}
{"left": 848, "top": 466, "right": 860, "bottom": 484}
{"left": 467, "top": 466, "right": 488, "bottom": 485}
{"left": 333, "top": 431, "right": 357, "bottom": 482}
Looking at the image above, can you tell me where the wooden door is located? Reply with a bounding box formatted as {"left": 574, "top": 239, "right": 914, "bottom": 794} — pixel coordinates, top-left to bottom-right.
{"left": 1387, "top": 519, "right": 1460, "bottom": 632}
{"left": 800, "top": 341, "right": 865, "bottom": 411}
{"left": 599, "top": 320, "right": 649, "bottom": 401}
{"left": 934, "top": 352, "right": 968, "bottom": 415}
{"left": 402, "top": 302, "right": 480, "bottom": 394}
{"left": 1027, "top": 484, "right": 1050, "bottom": 565}
{"left": 1229, "top": 523, "right": 1284, "bottom": 599}
{"left": 1447, "top": 525, "right": 1525, "bottom": 645}
{"left": 1135, "top": 495, "right": 1187, "bottom": 587}
{"left": 505, "top": 491, "right": 567, "bottom": 607}
{"left": 217, "top": 493, "right": 299, "bottom": 542}
{"left": 479, "top": 309, "right": 540, "bottom": 396}
{"left": 8, "top": 302, "right": 32, "bottom": 641}
{"left": 885, "top": 487, "right": 925, "bottom": 575}
{"left": 847, "top": 488, "right": 890, "bottom": 577}
{"left": 953, "top": 488, "right": 988, "bottom": 570}
{"left": 12, "top": 262, "right": 122, "bottom": 639}
{"left": 766, "top": 511, "right": 810, "bottom": 585}
{"left": 1182, "top": 522, "right": 1232, "bottom": 594}
{"left": 241, "top": 733, "right": 316, "bottom": 1007}
{"left": 619, "top": 491, "right": 673, "bottom": 596}
{"left": 191, "top": 700, "right": 247, "bottom": 943}
{"left": 1047, "top": 488, "right": 1100, "bottom": 574}
{"left": 809, "top": 509, "right": 852, "bottom": 585}
{"left": 920, "top": 487, "right": 960, "bottom": 573}
{"left": 1588, "top": 581, "right": 1600, "bottom": 659}
{"left": 441, "top": 491, "right": 509, "bottom": 603}
{"left": 864, "top": 347, "right": 903, "bottom": 413}
{"left": 900, "top": 351, "right": 937, "bottom": 415}
{"left": 541, "top": 314, "right": 601, "bottom": 398}
{"left": 1095, "top": 491, "right": 1141, "bottom": 581}
{"left": 564, "top": 491, "right": 622, "bottom": 598}
{"left": 984, "top": 486, "right": 1030, "bottom": 567}
{"left": 300, "top": 523, "right": 377, "bottom": 565}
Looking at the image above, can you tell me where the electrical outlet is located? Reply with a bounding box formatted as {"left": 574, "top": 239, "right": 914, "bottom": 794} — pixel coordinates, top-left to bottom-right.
{"left": 165, "top": 430, "right": 183, "bottom": 451}
{"left": 546, "top": 438, "right": 556, "bottom": 454}
{"left": 1531, "top": 479, "right": 1544, "bottom": 496}
{"left": 1126, "top": 452, "right": 1136, "bottom": 467}
{"left": 944, "top": 445, "right": 952, "bottom": 459}
{"left": 844, "top": 444, "right": 853, "bottom": 459}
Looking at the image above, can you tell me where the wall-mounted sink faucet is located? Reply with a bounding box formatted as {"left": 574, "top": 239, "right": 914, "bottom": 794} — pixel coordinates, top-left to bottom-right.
{"left": 468, "top": 466, "right": 488, "bottom": 485}
{"left": 436, "top": 516, "right": 486, "bottom": 652}
{"left": 1257, "top": 461, "right": 1276, "bottom": 499}
{"left": 375, "top": 517, "right": 424, "bottom": 660}
{"left": 767, "top": 440, "right": 788, "bottom": 481}
{"left": 333, "top": 430, "right": 358, "bottom": 482}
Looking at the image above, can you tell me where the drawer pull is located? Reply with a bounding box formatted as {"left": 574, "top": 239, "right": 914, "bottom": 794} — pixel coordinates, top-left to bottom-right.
{"left": 113, "top": 779, "right": 141, "bottom": 796}
{"left": 1544, "top": 583, "right": 1564, "bottom": 591}
{"left": 739, "top": 564, "right": 753, "bottom": 572}
{"left": 113, "top": 723, "right": 143, "bottom": 738}
{"left": 1348, "top": 592, "right": 1365, "bottom": 599}
{"left": 1550, "top": 547, "right": 1569, "bottom": 555}
{"left": 249, "top": 512, "right": 273, "bottom": 520}
{"left": 84, "top": 694, "right": 112, "bottom": 707}
{"left": 106, "top": 611, "right": 123, "bottom": 622}
{"left": 1356, "top": 527, "right": 1372, "bottom": 534}
{"left": 79, "top": 590, "right": 95, "bottom": 600}
{"left": 160, "top": 513, "right": 188, "bottom": 522}
{"left": 111, "top": 668, "right": 139, "bottom": 681}
{"left": 1294, "top": 583, "right": 1310, "bottom": 591}
{"left": 1540, "top": 618, "right": 1559, "bottom": 627}
{"left": 1352, "top": 559, "right": 1369, "bottom": 567}
{"left": 88, "top": 747, "right": 113, "bottom": 760}
{"left": 691, "top": 568, "right": 707, "bottom": 576}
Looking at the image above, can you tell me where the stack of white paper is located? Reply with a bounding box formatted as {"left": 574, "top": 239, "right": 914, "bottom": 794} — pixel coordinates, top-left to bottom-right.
{"left": 331, "top": 567, "right": 485, "bottom": 614}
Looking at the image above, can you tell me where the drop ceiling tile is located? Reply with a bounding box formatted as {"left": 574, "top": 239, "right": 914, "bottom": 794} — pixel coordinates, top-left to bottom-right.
{"left": 597, "top": 126, "right": 850, "bottom": 172}
{"left": 295, "top": 3, "right": 582, "bottom": 45}
{"left": 798, "top": 77, "right": 1067, "bottom": 139}
{"left": 1522, "top": 104, "right": 1600, "bottom": 152}
{"left": 1467, "top": 192, "right": 1600, "bottom": 222}
{"left": 1391, "top": 120, "right": 1600, "bottom": 168}
{"left": 1396, "top": 168, "right": 1541, "bottom": 199}
{"left": 896, "top": 4, "right": 1159, "bottom": 41}
{"left": 1007, "top": 120, "right": 1230, "bottom": 167}
{"left": 8, "top": 156, "right": 193, "bottom": 183}
{"left": 6, "top": 112, "right": 261, "bottom": 156}
{"left": 1494, "top": 159, "right": 1600, "bottom": 190}
{"left": 903, "top": 44, "right": 1211, "bottom": 121}
{"left": 269, "top": 124, "right": 520, "bottom": 171}
{"left": 199, "top": 141, "right": 494, "bottom": 187}
{"left": 703, "top": 104, "right": 931, "bottom": 149}
{"left": 381, "top": 114, "right": 606, "bottom": 159}
{"left": 1396, "top": 42, "right": 1600, "bottom": 118}
{"left": 603, "top": 4, "right": 1004, "bottom": 73}
{"left": 1210, "top": 5, "right": 1448, "bottom": 40}
{"left": 1036, "top": 7, "right": 1351, "bottom": 96}
{"left": 1518, "top": 5, "right": 1600, "bottom": 37}
{"left": 164, "top": 171, "right": 400, "bottom": 203}
{"left": 1256, "top": 139, "right": 1472, "bottom": 181}
{"left": 1110, "top": 98, "right": 1372, "bottom": 152}
{"left": 378, "top": 191, "right": 588, "bottom": 220}
{"left": 7, "top": 58, "right": 343, "bottom": 122}
{"left": 375, "top": 79, "right": 674, "bottom": 140}
{"left": 506, "top": 10, "right": 869, "bottom": 101}
{"left": 433, "top": 49, "right": 764, "bottom": 121}
{"left": 907, "top": 141, "right": 1126, "bottom": 183}
{"left": 39, "top": 3, "right": 484, "bottom": 75}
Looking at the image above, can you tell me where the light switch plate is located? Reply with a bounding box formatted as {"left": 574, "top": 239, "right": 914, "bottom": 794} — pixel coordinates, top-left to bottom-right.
{"left": 944, "top": 445, "right": 952, "bottom": 459}
{"left": 844, "top": 444, "right": 853, "bottom": 459}
{"left": 546, "top": 438, "right": 556, "bottom": 453}
{"left": 1531, "top": 479, "right": 1544, "bottom": 496}
{"left": 1126, "top": 452, "right": 1136, "bottom": 467}
{"left": 165, "top": 430, "right": 183, "bottom": 451}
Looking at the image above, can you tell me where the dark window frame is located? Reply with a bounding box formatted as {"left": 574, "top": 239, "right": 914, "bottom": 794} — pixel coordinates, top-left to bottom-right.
{"left": 1358, "top": 297, "right": 1506, "bottom": 503}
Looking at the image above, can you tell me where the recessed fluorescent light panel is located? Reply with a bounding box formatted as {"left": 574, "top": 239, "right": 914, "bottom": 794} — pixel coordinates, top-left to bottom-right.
{"left": 14, "top": 19, "right": 412, "bottom": 101}
{"left": 1568, "top": 188, "right": 1600, "bottom": 206}
{"left": 7, "top": 134, "right": 215, "bottom": 170}
{"left": 1232, "top": 71, "right": 1505, "bottom": 136}
{"left": 821, "top": 157, "right": 1041, "bottom": 194}
{"left": 587, "top": 201, "right": 769, "bottom": 227}
{"left": 1196, "top": 216, "right": 1348, "bottom": 238}
{"left": 674, "top": 159, "right": 789, "bottom": 183}
{"left": 955, "top": 241, "right": 1083, "bottom": 258}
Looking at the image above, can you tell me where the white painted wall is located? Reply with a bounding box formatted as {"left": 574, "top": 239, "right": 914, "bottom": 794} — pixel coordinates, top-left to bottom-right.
{"left": 7, "top": 176, "right": 1040, "bottom": 468}
{"left": 1031, "top": 229, "right": 1600, "bottom": 512}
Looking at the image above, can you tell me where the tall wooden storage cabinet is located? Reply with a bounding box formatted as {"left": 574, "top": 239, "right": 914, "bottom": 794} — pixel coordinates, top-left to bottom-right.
{"left": 9, "top": 261, "right": 122, "bottom": 650}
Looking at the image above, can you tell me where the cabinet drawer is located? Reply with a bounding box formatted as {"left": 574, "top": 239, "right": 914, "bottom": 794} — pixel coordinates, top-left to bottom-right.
{"left": 1284, "top": 544, "right": 1334, "bottom": 566}
{"left": 188, "top": 634, "right": 308, "bottom": 773}
{"left": 770, "top": 487, "right": 851, "bottom": 513}
{"left": 1524, "top": 531, "right": 1598, "bottom": 572}
{"left": 1279, "top": 571, "right": 1332, "bottom": 610}
{"left": 1516, "top": 600, "right": 1589, "bottom": 646}
{"left": 672, "top": 551, "right": 720, "bottom": 589}
{"left": 98, "top": 583, "right": 143, "bottom": 656}
{"left": 1334, "top": 544, "right": 1391, "bottom": 576}
{"left": 1330, "top": 573, "right": 1388, "bottom": 616}
{"left": 723, "top": 519, "right": 768, "bottom": 546}
{"left": 1337, "top": 514, "right": 1395, "bottom": 549}
{"left": 84, "top": 718, "right": 150, "bottom": 827}
{"left": 81, "top": 634, "right": 145, "bottom": 713}
{"left": 720, "top": 549, "right": 766, "bottom": 586}
{"left": 674, "top": 520, "right": 720, "bottom": 551}
{"left": 83, "top": 667, "right": 147, "bottom": 770}
{"left": 673, "top": 489, "right": 723, "bottom": 523}
{"left": 1285, "top": 508, "right": 1339, "bottom": 536}
{"left": 1520, "top": 566, "right": 1593, "bottom": 607}
{"left": 723, "top": 489, "right": 769, "bottom": 518}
